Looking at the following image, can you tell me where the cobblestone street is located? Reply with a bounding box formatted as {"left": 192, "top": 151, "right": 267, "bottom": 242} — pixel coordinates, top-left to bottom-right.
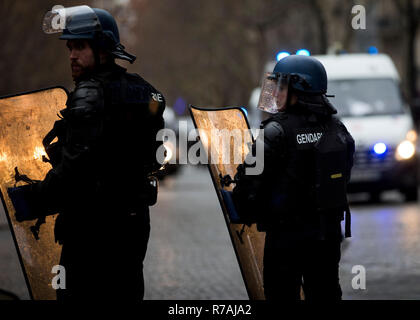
{"left": 1, "top": 165, "right": 420, "bottom": 299}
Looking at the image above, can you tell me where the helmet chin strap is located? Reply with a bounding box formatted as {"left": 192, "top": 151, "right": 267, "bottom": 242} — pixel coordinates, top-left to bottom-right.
{"left": 92, "top": 40, "right": 136, "bottom": 65}
{"left": 111, "top": 43, "right": 136, "bottom": 63}
{"left": 96, "top": 32, "right": 136, "bottom": 64}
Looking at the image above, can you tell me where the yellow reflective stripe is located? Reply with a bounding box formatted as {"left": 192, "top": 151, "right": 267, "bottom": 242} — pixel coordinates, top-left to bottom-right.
{"left": 331, "top": 173, "right": 343, "bottom": 179}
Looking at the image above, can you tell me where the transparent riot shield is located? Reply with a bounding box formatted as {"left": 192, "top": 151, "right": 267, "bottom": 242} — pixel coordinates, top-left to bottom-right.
{"left": 0, "top": 87, "right": 68, "bottom": 300}
{"left": 189, "top": 105, "right": 265, "bottom": 300}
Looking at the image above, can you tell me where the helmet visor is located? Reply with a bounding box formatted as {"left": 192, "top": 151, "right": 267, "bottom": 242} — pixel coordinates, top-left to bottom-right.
{"left": 257, "top": 73, "right": 289, "bottom": 114}
{"left": 42, "top": 5, "right": 101, "bottom": 35}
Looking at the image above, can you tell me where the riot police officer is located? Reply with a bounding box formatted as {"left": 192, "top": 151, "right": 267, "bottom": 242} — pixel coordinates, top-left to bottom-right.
{"left": 32, "top": 6, "right": 166, "bottom": 300}
{"left": 232, "top": 55, "right": 355, "bottom": 300}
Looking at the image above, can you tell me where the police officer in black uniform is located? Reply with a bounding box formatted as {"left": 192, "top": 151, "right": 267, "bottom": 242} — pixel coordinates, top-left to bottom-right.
{"left": 31, "top": 6, "right": 166, "bottom": 300}
{"left": 232, "top": 55, "right": 355, "bottom": 300}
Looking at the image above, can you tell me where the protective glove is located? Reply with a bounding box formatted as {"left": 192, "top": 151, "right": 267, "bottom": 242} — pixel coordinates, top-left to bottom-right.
{"left": 220, "top": 189, "right": 255, "bottom": 226}
{"left": 7, "top": 184, "right": 41, "bottom": 222}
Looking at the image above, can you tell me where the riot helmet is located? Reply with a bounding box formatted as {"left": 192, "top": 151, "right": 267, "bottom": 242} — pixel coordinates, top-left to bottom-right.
{"left": 42, "top": 5, "right": 136, "bottom": 63}
{"left": 257, "top": 55, "right": 328, "bottom": 114}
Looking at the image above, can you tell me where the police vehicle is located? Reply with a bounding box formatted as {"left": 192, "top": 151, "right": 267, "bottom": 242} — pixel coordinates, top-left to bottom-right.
{"left": 248, "top": 51, "right": 419, "bottom": 202}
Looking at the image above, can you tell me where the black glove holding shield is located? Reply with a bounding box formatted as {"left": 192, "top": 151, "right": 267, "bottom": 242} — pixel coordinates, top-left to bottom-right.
{"left": 219, "top": 165, "right": 259, "bottom": 227}
{"left": 8, "top": 183, "right": 42, "bottom": 222}
{"left": 7, "top": 167, "right": 55, "bottom": 223}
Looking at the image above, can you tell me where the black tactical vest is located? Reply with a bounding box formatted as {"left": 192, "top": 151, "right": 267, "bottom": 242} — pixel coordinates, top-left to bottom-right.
{"left": 262, "top": 109, "right": 352, "bottom": 237}
{"left": 267, "top": 111, "right": 327, "bottom": 217}
{"left": 93, "top": 66, "right": 165, "bottom": 177}
{"left": 43, "top": 65, "right": 165, "bottom": 208}
{"left": 93, "top": 67, "right": 165, "bottom": 208}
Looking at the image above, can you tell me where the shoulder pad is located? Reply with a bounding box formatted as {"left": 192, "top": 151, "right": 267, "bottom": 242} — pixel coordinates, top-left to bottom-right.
{"left": 107, "top": 73, "right": 165, "bottom": 105}
{"left": 330, "top": 116, "right": 349, "bottom": 132}
{"left": 67, "top": 79, "right": 104, "bottom": 118}
{"left": 72, "top": 79, "right": 103, "bottom": 102}
{"left": 263, "top": 120, "right": 285, "bottom": 142}
{"left": 75, "top": 78, "right": 102, "bottom": 89}
{"left": 124, "top": 73, "right": 166, "bottom": 116}
{"left": 131, "top": 74, "right": 165, "bottom": 105}
{"left": 331, "top": 116, "right": 355, "bottom": 145}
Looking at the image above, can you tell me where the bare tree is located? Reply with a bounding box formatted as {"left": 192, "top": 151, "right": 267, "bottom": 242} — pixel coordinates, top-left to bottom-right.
{"left": 392, "top": 0, "right": 420, "bottom": 103}
{"left": 0, "top": 0, "right": 93, "bottom": 97}
{"left": 127, "top": 0, "right": 331, "bottom": 110}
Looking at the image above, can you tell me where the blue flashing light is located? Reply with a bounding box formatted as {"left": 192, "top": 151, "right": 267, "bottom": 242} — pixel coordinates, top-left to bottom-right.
{"left": 368, "top": 46, "right": 379, "bottom": 54}
{"left": 373, "top": 142, "right": 387, "bottom": 155}
{"left": 240, "top": 107, "right": 248, "bottom": 118}
{"left": 296, "top": 49, "right": 310, "bottom": 56}
{"left": 276, "top": 51, "right": 290, "bottom": 61}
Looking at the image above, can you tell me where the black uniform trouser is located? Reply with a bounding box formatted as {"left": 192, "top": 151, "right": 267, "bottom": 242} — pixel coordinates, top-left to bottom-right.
{"left": 263, "top": 231, "right": 342, "bottom": 301}
{"left": 55, "top": 206, "right": 150, "bottom": 301}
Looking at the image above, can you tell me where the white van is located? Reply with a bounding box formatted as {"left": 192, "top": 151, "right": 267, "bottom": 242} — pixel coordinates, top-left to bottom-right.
{"left": 248, "top": 53, "right": 419, "bottom": 201}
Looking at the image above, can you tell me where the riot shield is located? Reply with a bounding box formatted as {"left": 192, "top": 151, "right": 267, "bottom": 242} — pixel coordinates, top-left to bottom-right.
{"left": 189, "top": 105, "right": 265, "bottom": 300}
{"left": 0, "top": 87, "right": 68, "bottom": 300}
